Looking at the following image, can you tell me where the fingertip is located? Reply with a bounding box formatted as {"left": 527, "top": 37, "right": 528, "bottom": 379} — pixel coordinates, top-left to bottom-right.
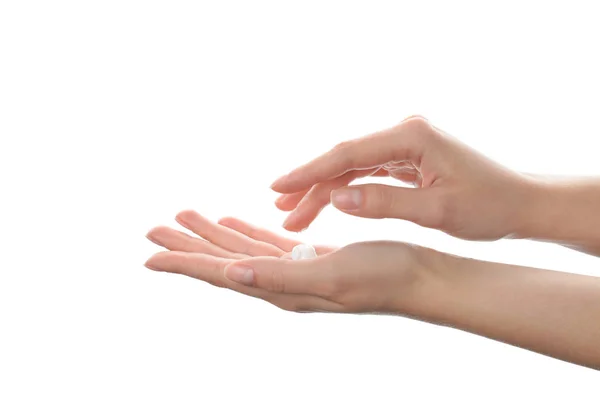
{"left": 175, "top": 209, "right": 196, "bottom": 219}
{"left": 217, "top": 216, "right": 235, "bottom": 226}
{"left": 147, "top": 225, "right": 170, "bottom": 236}
{"left": 144, "top": 262, "right": 159, "bottom": 271}
{"left": 146, "top": 226, "right": 170, "bottom": 246}
{"left": 175, "top": 209, "right": 197, "bottom": 225}
{"left": 282, "top": 214, "right": 303, "bottom": 232}
{"left": 402, "top": 114, "right": 428, "bottom": 122}
{"left": 270, "top": 175, "right": 288, "bottom": 192}
{"left": 283, "top": 223, "right": 307, "bottom": 233}
{"left": 271, "top": 178, "right": 301, "bottom": 194}
{"left": 275, "top": 198, "right": 297, "bottom": 212}
{"left": 144, "top": 253, "right": 162, "bottom": 270}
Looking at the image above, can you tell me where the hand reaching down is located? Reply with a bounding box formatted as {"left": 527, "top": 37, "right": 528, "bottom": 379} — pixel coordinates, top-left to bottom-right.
{"left": 272, "top": 115, "right": 540, "bottom": 241}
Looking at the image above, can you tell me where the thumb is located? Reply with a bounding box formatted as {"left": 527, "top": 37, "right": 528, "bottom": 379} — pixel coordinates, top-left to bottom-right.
{"left": 223, "top": 256, "right": 326, "bottom": 295}
{"left": 330, "top": 184, "right": 434, "bottom": 223}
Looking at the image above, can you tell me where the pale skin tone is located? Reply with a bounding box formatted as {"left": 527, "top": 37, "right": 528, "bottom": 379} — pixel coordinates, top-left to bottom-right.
{"left": 145, "top": 116, "right": 600, "bottom": 369}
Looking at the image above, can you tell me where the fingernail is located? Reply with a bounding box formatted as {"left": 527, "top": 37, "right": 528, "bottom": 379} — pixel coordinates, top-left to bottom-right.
{"left": 225, "top": 265, "right": 255, "bottom": 285}
{"left": 331, "top": 188, "right": 361, "bottom": 211}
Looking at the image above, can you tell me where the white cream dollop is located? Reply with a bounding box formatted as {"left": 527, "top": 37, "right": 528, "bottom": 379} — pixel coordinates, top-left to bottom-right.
{"left": 291, "top": 244, "right": 317, "bottom": 260}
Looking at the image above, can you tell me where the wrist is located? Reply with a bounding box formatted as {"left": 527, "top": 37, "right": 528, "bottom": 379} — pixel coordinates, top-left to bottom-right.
{"left": 515, "top": 177, "right": 600, "bottom": 250}
{"left": 398, "top": 247, "right": 471, "bottom": 323}
{"left": 414, "top": 250, "right": 493, "bottom": 327}
{"left": 510, "top": 176, "right": 553, "bottom": 240}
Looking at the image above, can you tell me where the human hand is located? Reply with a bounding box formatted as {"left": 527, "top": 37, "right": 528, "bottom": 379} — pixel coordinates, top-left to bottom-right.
{"left": 145, "top": 210, "right": 439, "bottom": 315}
{"left": 272, "top": 115, "right": 539, "bottom": 241}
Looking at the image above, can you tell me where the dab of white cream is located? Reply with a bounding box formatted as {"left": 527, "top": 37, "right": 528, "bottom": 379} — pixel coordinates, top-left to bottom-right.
{"left": 291, "top": 244, "right": 317, "bottom": 260}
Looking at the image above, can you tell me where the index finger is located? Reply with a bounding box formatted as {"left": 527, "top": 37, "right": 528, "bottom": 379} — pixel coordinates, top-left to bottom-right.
{"left": 270, "top": 117, "right": 430, "bottom": 194}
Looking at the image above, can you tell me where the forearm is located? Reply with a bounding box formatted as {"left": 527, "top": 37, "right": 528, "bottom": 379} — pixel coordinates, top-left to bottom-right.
{"left": 421, "top": 254, "right": 600, "bottom": 369}
{"left": 519, "top": 177, "right": 600, "bottom": 255}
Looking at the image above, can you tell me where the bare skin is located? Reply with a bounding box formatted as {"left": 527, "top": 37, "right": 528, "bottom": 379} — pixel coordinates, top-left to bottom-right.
{"left": 145, "top": 211, "right": 600, "bottom": 369}
{"left": 272, "top": 116, "right": 600, "bottom": 254}
{"left": 145, "top": 116, "right": 600, "bottom": 369}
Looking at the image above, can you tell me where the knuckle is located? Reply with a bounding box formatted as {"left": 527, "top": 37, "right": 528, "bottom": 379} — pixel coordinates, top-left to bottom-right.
{"left": 403, "top": 114, "right": 429, "bottom": 128}
{"left": 331, "top": 140, "right": 356, "bottom": 166}
{"left": 318, "top": 184, "right": 333, "bottom": 203}
{"left": 247, "top": 225, "right": 259, "bottom": 238}
{"left": 332, "top": 140, "right": 353, "bottom": 152}
{"left": 211, "top": 280, "right": 226, "bottom": 288}
{"left": 403, "top": 114, "right": 428, "bottom": 123}
{"left": 241, "top": 241, "right": 253, "bottom": 255}
{"left": 402, "top": 115, "right": 437, "bottom": 141}
{"left": 268, "top": 269, "right": 287, "bottom": 293}
{"left": 211, "top": 262, "right": 224, "bottom": 280}
{"left": 262, "top": 243, "right": 285, "bottom": 257}
{"left": 201, "top": 263, "right": 225, "bottom": 288}
{"left": 366, "top": 186, "right": 394, "bottom": 218}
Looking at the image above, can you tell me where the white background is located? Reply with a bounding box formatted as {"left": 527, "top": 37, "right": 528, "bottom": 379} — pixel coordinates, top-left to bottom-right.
{"left": 1, "top": 1, "right": 599, "bottom": 398}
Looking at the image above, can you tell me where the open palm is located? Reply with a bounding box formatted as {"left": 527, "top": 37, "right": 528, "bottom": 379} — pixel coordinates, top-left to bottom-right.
{"left": 145, "top": 210, "right": 339, "bottom": 311}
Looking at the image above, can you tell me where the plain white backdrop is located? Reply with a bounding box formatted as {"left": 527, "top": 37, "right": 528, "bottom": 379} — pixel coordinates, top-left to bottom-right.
{"left": 1, "top": 1, "right": 599, "bottom": 398}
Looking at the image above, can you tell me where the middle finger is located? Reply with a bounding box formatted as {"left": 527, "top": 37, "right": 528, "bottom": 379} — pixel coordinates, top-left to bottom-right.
{"left": 282, "top": 167, "right": 380, "bottom": 232}
{"left": 146, "top": 226, "right": 247, "bottom": 259}
{"left": 175, "top": 210, "right": 285, "bottom": 257}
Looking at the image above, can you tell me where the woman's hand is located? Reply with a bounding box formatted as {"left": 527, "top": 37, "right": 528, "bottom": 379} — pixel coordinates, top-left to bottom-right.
{"left": 144, "top": 210, "right": 600, "bottom": 368}
{"left": 271, "top": 115, "right": 540, "bottom": 241}
{"left": 145, "top": 210, "right": 439, "bottom": 316}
